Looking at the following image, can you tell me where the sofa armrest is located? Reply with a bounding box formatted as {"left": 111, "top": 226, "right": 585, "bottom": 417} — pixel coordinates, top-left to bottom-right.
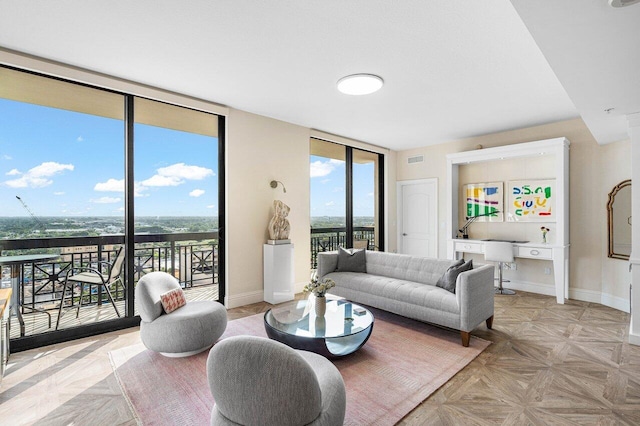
{"left": 456, "top": 264, "right": 495, "bottom": 332}
{"left": 317, "top": 252, "right": 339, "bottom": 279}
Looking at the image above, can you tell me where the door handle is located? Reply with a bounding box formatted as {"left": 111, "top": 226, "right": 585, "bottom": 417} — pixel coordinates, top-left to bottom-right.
{"left": 402, "top": 233, "right": 408, "bottom": 236}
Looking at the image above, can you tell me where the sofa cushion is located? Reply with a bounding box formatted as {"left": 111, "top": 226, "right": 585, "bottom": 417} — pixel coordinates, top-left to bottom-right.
{"left": 337, "top": 247, "right": 366, "bottom": 273}
{"left": 364, "top": 251, "right": 455, "bottom": 285}
{"left": 326, "top": 272, "right": 460, "bottom": 314}
{"left": 436, "top": 259, "right": 473, "bottom": 293}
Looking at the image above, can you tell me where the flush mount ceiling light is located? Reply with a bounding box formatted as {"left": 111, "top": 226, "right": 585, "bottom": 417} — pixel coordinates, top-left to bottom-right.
{"left": 337, "top": 74, "right": 384, "bottom": 95}
{"left": 609, "top": 0, "right": 640, "bottom": 7}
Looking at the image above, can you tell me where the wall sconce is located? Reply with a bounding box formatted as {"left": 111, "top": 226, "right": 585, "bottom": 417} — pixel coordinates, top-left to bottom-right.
{"left": 270, "top": 180, "right": 287, "bottom": 193}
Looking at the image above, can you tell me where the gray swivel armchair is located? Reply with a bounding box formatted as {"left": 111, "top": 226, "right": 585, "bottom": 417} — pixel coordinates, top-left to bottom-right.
{"left": 135, "top": 271, "right": 227, "bottom": 357}
{"left": 207, "top": 336, "right": 346, "bottom": 426}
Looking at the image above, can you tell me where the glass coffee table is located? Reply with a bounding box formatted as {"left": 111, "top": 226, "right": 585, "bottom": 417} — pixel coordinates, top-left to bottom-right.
{"left": 264, "top": 297, "right": 374, "bottom": 358}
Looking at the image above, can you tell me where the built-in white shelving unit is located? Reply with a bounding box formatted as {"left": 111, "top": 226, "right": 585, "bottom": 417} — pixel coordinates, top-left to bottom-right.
{"left": 446, "top": 137, "right": 570, "bottom": 303}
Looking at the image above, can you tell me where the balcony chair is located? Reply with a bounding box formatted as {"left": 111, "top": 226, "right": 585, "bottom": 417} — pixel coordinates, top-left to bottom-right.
{"left": 484, "top": 241, "right": 515, "bottom": 295}
{"left": 56, "top": 247, "right": 125, "bottom": 330}
{"left": 207, "top": 335, "right": 346, "bottom": 426}
{"left": 353, "top": 238, "right": 369, "bottom": 250}
{"left": 135, "top": 271, "right": 227, "bottom": 357}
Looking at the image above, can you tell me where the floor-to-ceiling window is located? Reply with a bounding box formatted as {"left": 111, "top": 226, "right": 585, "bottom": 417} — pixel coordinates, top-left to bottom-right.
{"left": 309, "top": 138, "right": 384, "bottom": 269}
{"left": 352, "top": 148, "right": 382, "bottom": 250}
{"left": 133, "top": 97, "right": 222, "bottom": 310}
{"left": 0, "top": 66, "right": 224, "bottom": 350}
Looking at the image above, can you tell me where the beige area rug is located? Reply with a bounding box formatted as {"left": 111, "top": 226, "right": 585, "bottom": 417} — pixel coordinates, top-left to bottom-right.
{"left": 110, "top": 308, "right": 490, "bottom": 426}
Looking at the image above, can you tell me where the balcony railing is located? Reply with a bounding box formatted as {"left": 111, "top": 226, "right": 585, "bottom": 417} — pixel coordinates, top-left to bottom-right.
{"left": 0, "top": 232, "right": 218, "bottom": 320}
{"left": 310, "top": 226, "right": 375, "bottom": 269}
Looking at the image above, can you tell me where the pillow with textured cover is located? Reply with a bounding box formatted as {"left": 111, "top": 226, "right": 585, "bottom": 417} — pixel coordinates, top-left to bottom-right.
{"left": 159, "top": 287, "right": 187, "bottom": 314}
{"left": 336, "top": 246, "right": 367, "bottom": 273}
{"left": 436, "top": 259, "right": 473, "bottom": 293}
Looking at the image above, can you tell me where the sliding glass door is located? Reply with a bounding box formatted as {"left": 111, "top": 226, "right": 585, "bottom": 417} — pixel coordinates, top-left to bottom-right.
{"left": 0, "top": 65, "right": 225, "bottom": 350}
{"left": 133, "top": 98, "right": 223, "bottom": 309}
{"left": 310, "top": 138, "right": 384, "bottom": 269}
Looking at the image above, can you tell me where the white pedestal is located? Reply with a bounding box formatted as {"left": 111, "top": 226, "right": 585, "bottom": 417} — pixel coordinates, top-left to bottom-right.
{"left": 263, "top": 243, "right": 295, "bottom": 304}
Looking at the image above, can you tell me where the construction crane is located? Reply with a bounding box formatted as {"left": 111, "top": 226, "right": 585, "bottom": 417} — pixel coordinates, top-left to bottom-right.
{"left": 16, "top": 195, "right": 45, "bottom": 230}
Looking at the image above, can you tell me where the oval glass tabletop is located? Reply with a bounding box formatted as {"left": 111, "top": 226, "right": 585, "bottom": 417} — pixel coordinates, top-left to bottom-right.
{"left": 264, "top": 297, "right": 374, "bottom": 357}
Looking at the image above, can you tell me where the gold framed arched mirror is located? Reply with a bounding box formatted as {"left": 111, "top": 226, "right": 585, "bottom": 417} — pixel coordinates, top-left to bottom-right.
{"left": 607, "top": 179, "right": 631, "bottom": 260}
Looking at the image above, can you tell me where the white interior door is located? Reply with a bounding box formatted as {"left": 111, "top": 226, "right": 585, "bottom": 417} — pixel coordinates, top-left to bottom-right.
{"left": 398, "top": 179, "right": 437, "bottom": 258}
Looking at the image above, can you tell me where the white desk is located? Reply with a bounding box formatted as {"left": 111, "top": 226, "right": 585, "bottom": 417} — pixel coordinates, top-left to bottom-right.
{"left": 448, "top": 239, "right": 569, "bottom": 304}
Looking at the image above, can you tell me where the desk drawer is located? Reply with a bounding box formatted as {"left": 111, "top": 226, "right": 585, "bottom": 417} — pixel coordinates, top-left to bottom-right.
{"left": 454, "top": 241, "right": 483, "bottom": 254}
{"left": 517, "top": 247, "right": 552, "bottom": 259}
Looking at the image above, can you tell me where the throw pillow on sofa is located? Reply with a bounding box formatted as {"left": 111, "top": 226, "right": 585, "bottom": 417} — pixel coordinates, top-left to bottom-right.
{"left": 436, "top": 259, "right": 473, "bottom": 293}
{"left": 336, "top": 246, "right": 367, "bottom": 273}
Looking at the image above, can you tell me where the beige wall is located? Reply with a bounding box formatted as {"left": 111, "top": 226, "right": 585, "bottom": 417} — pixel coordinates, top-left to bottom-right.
{"left": 226, "top": 108, "right": 311, "bottom": 307}
{"left": 396, "top": 118, "right": 631, "bottom": 311}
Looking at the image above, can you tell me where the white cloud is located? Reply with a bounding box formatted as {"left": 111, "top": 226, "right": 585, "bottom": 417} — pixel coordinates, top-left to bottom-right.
{"left": 207, "top": 204, "right": 216, "bottom": 209}
{"left": 77, "top": 136, "right": 84, "bottom": 142}
{"left": 310, "top": 159, "right": 343, "bottom": 178}
{"left": 189, "top": 189, "right": 205, "bottom": 197}
{"left": 141, "top": 163, "right": 214, "bottom": 188}
{"left": 91, "top": 196, "right": 121, "bottom": 204}
{"left": 94, "top": 162, "right": 212, "bottom": 199}
{"left": 321, "top": 179, "right": 330, "bottom": 184}
{"left": 141, "top": 174, "right": 182, "bottom": 187}
{"left": 4, "top": 161, "right": 74, "bottom": 188}
{"left": 333, "top": 187, "right": 344, "bottom": 193}
{"left": 94, "top": 178, "right": 147, "bottom": 197}
{"left": 94, "top": 178, "right": 124, "bottom": 192}
{"left": 53, "top": 191, "right": 65, "bottom": 196}
{"left": 6, "top": 168, "right": 20, "bottom": 176}
{"left": 325, "top": 201, "right": 335, "bottom": 206}
{"left": 368, "top": 192, "right": 374, "bottom": 197}
{"left": 2, "top": 155, "right": 12, "bottom": 160}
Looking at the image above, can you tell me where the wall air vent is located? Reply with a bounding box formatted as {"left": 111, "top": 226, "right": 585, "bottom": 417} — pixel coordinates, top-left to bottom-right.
{"left": 407, "top": 155, "right": 424, "bottom": 164}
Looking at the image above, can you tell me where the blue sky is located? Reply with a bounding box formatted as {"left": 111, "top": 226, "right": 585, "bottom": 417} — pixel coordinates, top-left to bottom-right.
{"left": 0, "top": 98, "right": 218, "bottom": 217}
{"left": 1, "top": 97, "right": 374, "bottom": 218}
{"left": 310, "top": 155, "right": 375, "bottom": 217}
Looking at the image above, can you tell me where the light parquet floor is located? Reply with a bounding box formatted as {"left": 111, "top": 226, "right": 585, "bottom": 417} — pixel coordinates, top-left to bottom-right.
{"left": 1, "top": 291, "right": 639, "bottom": 425}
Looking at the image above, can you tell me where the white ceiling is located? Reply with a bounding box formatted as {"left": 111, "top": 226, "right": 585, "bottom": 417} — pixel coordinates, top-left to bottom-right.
{"left": 512, "top": 0, "right": 640, "bottom": 145}
{"left": 0, "top": 1, "right": 637, "bottom": 150}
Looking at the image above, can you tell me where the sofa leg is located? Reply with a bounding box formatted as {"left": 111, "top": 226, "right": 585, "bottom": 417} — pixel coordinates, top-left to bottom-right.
{"left": 486, "top": 315, "right": 494, "bottom": 329}
{"left": 460, "top": 331, "right": 470, "bottom": 347}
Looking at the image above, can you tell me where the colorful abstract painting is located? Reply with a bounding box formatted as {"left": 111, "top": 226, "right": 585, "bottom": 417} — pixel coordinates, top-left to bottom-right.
{"left": 507, "top": 179, "right": 555, "bottom": 222}
{"left": 463, "top": 182, "right": 503, "bottom": 222}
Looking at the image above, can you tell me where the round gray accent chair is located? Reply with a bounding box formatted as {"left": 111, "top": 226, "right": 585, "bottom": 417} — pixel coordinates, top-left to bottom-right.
{"left": 135, "top": 271, "right": 227, "bottom": 357}
{"left": 207, "top": 335, "right": 346, "bottom": 426}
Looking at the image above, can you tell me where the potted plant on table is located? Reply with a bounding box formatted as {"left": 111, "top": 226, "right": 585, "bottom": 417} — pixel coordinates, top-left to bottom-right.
{"left": 541, "top": 226, "right": 550, "bottom": 244}
{"left": 304, "top": 274, "right": 336, "bottom": 317}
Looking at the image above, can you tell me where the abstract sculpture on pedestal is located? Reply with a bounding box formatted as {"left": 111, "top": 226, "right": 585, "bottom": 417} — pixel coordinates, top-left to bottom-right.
{"left": 268, "top": 200, "right": 290, "bottom": 242}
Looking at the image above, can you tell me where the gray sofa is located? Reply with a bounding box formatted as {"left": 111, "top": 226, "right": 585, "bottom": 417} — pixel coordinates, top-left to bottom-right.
{"left": 317, "top": 250, "right": 495, "bottom": 346}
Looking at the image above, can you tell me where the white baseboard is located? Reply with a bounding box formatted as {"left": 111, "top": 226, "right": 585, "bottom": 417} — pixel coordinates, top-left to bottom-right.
{"left": 569, "top": 287, "right": 602, "bottom": 304}
{"left": 503, "top": 280, "right": 555, "bottom": 296}
{"left": 601, "top": 292, "right": 631, "bottom": 313}
{"left": 570, "top": 288, "right": 631, "bottom": 313}
{"left": 503, "top": 281, "right": 631, "bottom": 313}
{"left": 225, "top": 282, "right": 306, "bottom": 309}
{"left": 630, "top": 331, "right": 640, "bottom": 346}
{"left": 225, "top": 290, "right": 263, "bottom": 309}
